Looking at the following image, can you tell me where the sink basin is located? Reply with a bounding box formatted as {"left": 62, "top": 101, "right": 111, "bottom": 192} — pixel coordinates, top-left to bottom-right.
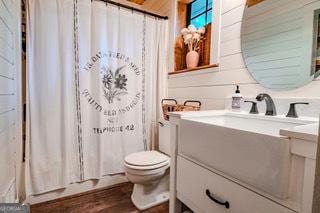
{"left": 186, "top": 112, "right": 316, "bottom": 137}
{"left": 178, "top": 111, "right": 316, "bottom": 199}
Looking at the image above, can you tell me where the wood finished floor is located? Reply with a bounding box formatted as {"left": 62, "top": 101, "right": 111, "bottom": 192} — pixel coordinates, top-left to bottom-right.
{"left": 31, "top": 182, "right": 169, "bottom": 213}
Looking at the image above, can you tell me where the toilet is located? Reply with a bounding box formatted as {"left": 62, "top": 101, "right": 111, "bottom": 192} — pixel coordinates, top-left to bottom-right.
{"left": 124, "top": 119, "right": 171, "bottom": 210}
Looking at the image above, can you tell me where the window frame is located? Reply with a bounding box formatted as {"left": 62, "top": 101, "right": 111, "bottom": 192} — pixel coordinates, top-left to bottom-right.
{"left": 169, "top": 0, "right": 221, "bottom": 75}
{"left": 187, "top": 0, "right": 212, "bottom": 28}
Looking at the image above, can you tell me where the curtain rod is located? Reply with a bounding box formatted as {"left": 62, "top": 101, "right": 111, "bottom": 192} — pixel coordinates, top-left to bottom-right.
{"left": 91, "top": 0, "right": 169, "bottom": 20}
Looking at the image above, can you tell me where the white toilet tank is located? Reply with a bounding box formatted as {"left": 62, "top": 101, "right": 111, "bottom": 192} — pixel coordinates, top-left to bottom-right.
{"left": 158, "top": 119, "right": 170, "bottom": 156}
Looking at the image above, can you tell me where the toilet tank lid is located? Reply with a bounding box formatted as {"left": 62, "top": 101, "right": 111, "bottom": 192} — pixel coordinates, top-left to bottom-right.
{"left": 159, "top": 118, "right": 170, "bottom": 126}
{"left": 125, "top": 151, "right": 169, "bottom": 166}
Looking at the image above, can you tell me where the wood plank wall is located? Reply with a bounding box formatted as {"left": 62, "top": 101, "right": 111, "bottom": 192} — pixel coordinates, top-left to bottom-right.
{"left": 127, "top": 0, "right": 145, "bottom": 5}
{"left": 142, "top": 0, "right": 172, "bottom": 16}
{"left": 168, "top": 0, "right": 320, "bottom": 110}
{"left": 247, "top": 0, "right": 264, "bottom": 7}
{"left": 0, "top": 0, "right": 22, "bottom": 202}
{"left": 174, "top": 2, "right": 187, "bottom": 71}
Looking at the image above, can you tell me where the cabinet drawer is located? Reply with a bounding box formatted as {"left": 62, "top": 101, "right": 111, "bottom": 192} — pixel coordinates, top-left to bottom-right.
{"left": 176, "top": 156, "right": 295, "bottom": 213}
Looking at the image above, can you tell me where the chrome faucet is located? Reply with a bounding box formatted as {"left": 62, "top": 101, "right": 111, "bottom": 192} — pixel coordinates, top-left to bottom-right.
{"left": 256, "top": 93, "right": 277, "bottom": 116}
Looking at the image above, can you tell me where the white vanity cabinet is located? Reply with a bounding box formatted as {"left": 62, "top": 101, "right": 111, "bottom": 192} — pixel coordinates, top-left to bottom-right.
{"left": 169, "top": 111, "right": 318, "bottom": 213}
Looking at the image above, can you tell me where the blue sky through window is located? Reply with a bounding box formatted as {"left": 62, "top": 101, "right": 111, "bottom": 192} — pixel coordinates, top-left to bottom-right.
{"left": 189, "top": 0, "right": 213, "bottom": 28}
{"left": 191, "top": 14, "right": 206, "bottom": 28}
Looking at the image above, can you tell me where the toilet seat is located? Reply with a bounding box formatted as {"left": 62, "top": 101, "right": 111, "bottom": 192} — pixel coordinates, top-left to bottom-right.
{"left": 124, "top": 151, "right": 170, "bottom": 175}
{"left": 124, "top": 159, "right": 170, "bottom": 170}
{"left": 125, "top": 162, "right": 170, "bottom": 176}
{"left": 125, "top": 151, "right": 169, "bottom": 168}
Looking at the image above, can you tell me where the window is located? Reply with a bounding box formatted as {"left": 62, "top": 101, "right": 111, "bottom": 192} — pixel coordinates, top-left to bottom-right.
{"left": 171, "top": 0, "right": 221, "bottom": 74}
{"left": 187, "top": 0, "right": 213, "bottom": 29}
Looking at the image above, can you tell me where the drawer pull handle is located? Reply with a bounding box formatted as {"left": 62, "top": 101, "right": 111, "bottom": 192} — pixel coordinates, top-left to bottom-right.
{"left": 206, "top": 189, "right": 230, "bottom": 209}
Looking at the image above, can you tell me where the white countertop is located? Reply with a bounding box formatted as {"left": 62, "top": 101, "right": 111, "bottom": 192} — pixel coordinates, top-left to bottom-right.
{"left": 280, "top": 123, "right": 319, "bottom": 142}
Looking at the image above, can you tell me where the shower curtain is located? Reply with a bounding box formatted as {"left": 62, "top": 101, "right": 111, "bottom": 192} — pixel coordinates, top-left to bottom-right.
{"left": 26, "top": 0, "right": 168, "bottom": 195}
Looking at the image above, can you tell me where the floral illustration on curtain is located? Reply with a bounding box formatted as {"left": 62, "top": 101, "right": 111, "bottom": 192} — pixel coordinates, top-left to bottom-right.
{"left": 101, "top": 66, "right": 128, "bottom": 104}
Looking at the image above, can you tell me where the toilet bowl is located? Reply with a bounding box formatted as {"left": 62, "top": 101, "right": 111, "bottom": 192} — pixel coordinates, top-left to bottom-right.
{"left": 124, "top": 151, "right": 170, "bottom": 210}
{"left": 124, "top": 119, "right": 171, "bottom": 210}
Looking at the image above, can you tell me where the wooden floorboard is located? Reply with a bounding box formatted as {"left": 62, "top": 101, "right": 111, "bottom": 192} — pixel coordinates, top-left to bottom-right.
{"left": 30, "top": 182, "right": 169, "bottom": 213}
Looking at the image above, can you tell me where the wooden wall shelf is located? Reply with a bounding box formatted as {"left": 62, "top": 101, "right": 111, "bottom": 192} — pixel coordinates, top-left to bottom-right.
{"left": 168, "top": 64, "right": 219, "bottom": 75}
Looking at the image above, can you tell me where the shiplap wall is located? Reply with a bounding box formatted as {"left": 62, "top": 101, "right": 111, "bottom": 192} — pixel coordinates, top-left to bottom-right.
{"left": 168, "top": 0, "right": 320, "bottom": 110}
{"left": 0, "top": 0, "right": 22, "bottom": 202}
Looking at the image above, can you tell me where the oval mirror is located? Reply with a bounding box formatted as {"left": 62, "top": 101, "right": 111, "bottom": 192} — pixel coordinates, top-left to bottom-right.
{"left": 241, "top": 0, "right": 320, "bottom": 90}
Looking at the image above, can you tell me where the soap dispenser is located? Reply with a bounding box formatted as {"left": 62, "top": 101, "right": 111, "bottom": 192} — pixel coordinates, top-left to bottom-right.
{"left": 232, "top": 85, "right": 243, "bottom": 110}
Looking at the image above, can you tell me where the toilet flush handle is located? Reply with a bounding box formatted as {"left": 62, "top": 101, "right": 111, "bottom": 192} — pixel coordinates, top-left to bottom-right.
{"left": 158, "top": 121, "right": 164, "bottom": 127}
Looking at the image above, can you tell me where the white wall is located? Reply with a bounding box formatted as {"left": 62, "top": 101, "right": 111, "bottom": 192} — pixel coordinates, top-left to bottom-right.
{"left": 0, "top": 0, "right": 22, "bottom": 202}
{"left": 168, "top": 0, "right": 320, "bottom": 110}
